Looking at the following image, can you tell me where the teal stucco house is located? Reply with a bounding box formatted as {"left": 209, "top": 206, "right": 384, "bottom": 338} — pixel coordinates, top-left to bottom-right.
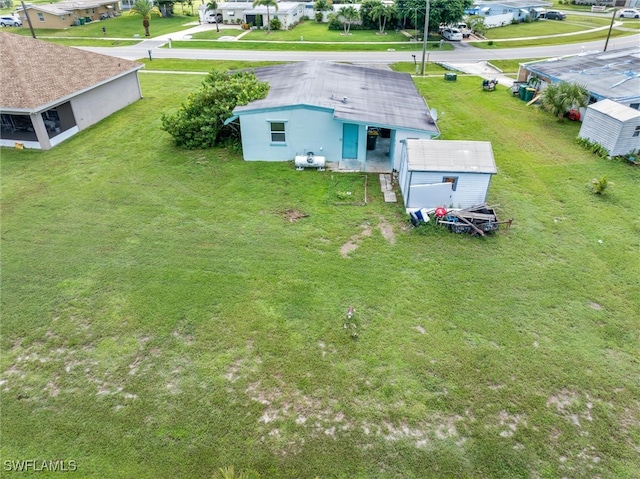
{"left": 226, "top": 61, "right": 440, "bottom": 173}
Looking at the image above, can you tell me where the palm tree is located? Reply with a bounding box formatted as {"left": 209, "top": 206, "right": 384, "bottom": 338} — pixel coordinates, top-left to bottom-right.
{"left": 370, "top": 4, "right": 396, "bottom": 34}
{"left": 252, "top": 0, "right": 278, "bottom": 33}
{"left": 338, "top": 5, "right": 359, "bottom": 35}
{"left": 314, "top": 0, "right": 332, "bottom": 23}
{"left": 539, "top": 81, "right": 589, "bottom": 121}
{"left": 206, "top": 0, "right": 218, "bottom": 32}
{"left": 130, "top": 0, "right": 161, "bottom": 37}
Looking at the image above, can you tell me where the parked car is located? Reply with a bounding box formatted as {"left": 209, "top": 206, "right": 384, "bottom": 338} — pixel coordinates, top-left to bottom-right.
{"left": 0, "top": 16, "right": 22, "bottom": 27}
{"left": 205, "top": 11, "right": 222, "bottom": 23}
{"left": 618, "top": 8, "right": 639, "bottom": 18}
{"left": 442, "top": 27, "right": 463, "bottom": 41}
{"left": 545, "top": 10, "right": 566, "bottom": 20}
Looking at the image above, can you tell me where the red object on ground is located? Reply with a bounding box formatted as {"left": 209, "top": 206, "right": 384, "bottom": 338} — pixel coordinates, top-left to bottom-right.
{"left": 568, "top": 109, "right": 580, "bottom": 121}
{"left": 435, "top": 207, "right": 447, "bottom": 218}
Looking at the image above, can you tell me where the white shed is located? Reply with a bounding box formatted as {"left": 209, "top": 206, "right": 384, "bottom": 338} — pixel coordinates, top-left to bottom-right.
{"left": 399, "top": 140, "right": 498, "bottom": 210}
{"left": 578, "top": 100, "right": 640, "bottom": 157}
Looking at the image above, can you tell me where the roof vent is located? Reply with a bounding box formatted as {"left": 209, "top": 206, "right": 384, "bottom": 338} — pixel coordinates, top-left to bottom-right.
{"left": 342, "top": 96, "right": 348, "bottom": 104}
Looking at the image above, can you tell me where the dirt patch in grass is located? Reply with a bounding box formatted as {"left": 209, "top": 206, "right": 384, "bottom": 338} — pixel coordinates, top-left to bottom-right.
{"left": 378, "top": 216, "right": 396, "bottom": 244}
{"left": 282, "top": 209, "right": 309, "bottom": 223}
{"left": 340, "top": 225, "right": 373, "bottom": 257}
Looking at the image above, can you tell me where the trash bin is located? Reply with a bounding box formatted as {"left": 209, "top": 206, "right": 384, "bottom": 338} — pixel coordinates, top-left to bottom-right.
{"left": 78, "top": 17, "right": 85, "bottom": 25}
{"left": 444, "top": 73, "right": 457, "bottom": 81}
{"left": 367, "top": 132, "right": 378, "bottom": 150}
{"left": 524, "top": 87, "right": 536, "bottom": 102}
{"left": 519, "top": 84, "right": 527, "bottom": 100}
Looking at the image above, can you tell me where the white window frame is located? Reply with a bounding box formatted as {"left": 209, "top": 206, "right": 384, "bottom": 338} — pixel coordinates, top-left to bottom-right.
{"left": 269, "top": 121, "right": 286, "bottom": 144}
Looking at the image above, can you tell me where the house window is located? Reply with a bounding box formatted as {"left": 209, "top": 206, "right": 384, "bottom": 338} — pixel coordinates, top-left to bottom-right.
{"left": 630, "top": 103, "right": 640, "bottom": 110}
{"left": 633, "top": 126, "right": 640, "bottom": 138}
{"left": 443, "top": 176, "right": 459, "bottom": 191}
{"left": 270, "top": 122, "right": 286, "bottom": 143}
{"left": 38, "top": 13, "right": 44, "bottom": 21}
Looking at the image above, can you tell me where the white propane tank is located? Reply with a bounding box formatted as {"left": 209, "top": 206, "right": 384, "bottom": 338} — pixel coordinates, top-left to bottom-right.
{"left": 295, "top": 152, "right": 325, "bottom": 171}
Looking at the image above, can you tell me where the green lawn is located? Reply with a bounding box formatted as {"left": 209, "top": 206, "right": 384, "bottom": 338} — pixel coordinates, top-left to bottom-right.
{"left": 10, "top": 14, "right": 195, "bottom": 39}
{"left": 241, "top": 22, "right": 409, "bottom": 43}
{"left": 1, "top": 66, "right": 639, "bottom": 479}
{"left": 483, "top": 14, "right": 613, "bottom": 39}
{"left": 474, "top": 27, "right": 632, "bottom": 48}
{"left": 167, "top": 38, "right": 450, "bottom": 52}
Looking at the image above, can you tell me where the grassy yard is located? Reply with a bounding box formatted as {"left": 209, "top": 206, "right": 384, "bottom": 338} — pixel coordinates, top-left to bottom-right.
{"left": 482, "top": 15, "right": 613, "bottom": 39}
{"left": 473, "top": 27, "right": 632, "bottom": 48}
{"left": 1, "top": 66, "right": 639, "bottom": 478}
{"left": 8, "top": 14, "right": 195, "bottom": 39}
{"left": 166, "top": 38, "right": 450, "bottom": 52}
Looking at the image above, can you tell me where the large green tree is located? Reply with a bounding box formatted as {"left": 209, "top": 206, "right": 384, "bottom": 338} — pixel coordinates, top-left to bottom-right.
{"left": 161, "top": 70, "right": 270, "bottom": 149}
{"left": 314, "top": 0, "right": 333, "bottom": 22}
{"left": 252, "top": 0, "right": 278, "bottom": 33}
{"left": 338, "top": 5, "right": 359, "bottom": 35}
{"left": 539, "top": 82, "right": 589, "bottom": 121}
{"left": 370, "top": 3, "right": 397, "bottom": 34}
{"left": 129, "top": 0, "right": 162, "bottom": 37}
{"left": 359, "top": 0, "right": 383, "bottom": 29}
{"left": 394, "top": 0, "right": 472, "bottom": 33}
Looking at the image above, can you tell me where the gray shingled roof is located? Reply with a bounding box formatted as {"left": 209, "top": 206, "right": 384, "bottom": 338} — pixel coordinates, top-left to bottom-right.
{"left": 405, "top": 139, "right": 497, "bottom": 173}
{"left": 523, "top": 47, "right": 640, "bottom": 103}
{"left": 234, "top": 61, "right": 439, "bottom": 134}
{"left": 0, "top": 32, "right": 142, "bottom": 111}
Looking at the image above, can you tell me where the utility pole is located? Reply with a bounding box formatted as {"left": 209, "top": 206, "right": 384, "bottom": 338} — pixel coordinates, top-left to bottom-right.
{"left": 20, "top": 0, "right": 36, "bottom": 39}
{"left": 420, "top": 0, "right": 430, "bottom": 75}
{"left": 603, "top": 8, "right": 617, "bottom": 52}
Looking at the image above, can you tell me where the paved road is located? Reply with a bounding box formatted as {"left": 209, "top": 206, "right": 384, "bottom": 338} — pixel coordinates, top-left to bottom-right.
{"left": 80, "top": 27, "right": 640, "bottom": 64}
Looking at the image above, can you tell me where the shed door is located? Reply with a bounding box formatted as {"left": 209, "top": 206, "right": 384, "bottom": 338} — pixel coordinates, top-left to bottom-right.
{"left": 342, "top": 123, "right": 359, "bottom": 159}
{"left": 407, "top": 183, "right": 452, "bottom": 209}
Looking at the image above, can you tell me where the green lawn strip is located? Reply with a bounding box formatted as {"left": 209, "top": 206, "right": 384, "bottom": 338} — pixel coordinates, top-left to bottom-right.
{"left": 241, "top": 22, "right": 409, "bottom": 43}
{"left": 9, "top": 15, "right": 195, "bottom": 38}
{"left": 483, "top": 15, "right": 613, "bottom": 39}
{"left": 139, "top": 58, "right": 285, "bottom": 72}
{"left": 36, "top": 38, "right": 140, "bottom": 47}
{"left": 473, "top": 27, "right": 633, "bottom": 48}
{"left": 1, "top": 71, "right": 639, "bottom": 478}
{"left": 486, "top": 58, "right": 543, "bottom": 74}
{"left": 166, "top": 39, "right": 451, "bottom": 52}
{"left": 189, "top": 28, "right": 246, "bottom": 39}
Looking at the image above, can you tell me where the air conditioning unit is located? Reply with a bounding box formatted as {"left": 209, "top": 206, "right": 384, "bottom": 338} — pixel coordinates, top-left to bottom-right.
{"left": 295, "top": 152, "right": 325, "bottom": 171}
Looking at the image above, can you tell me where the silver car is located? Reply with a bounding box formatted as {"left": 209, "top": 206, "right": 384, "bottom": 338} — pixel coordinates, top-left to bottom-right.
{"left": 618, "top": 9, "right": 639, "bottom": 18}
{"left": 0, "top": 16, "right": 22, "bottom": 27}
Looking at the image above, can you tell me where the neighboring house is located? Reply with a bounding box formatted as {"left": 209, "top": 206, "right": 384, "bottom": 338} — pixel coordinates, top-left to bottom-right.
{"left": 578, "top": 99, "right": 640, "bottom": 156}
{"left": 517, "top": 47, "right": 640, "bottom": 108}
{"left": 399, "top": 140, "right": 497, "bottom": 210}
{"left": 226, "top": 61, "right": 440, "bottom": 172}
{"left": 0, "top": 32, "right": 143, "bottom": 150}
{"left": 472, "top": 0, "right": 551, "bottom": 27}
{"left": 17, "top": 0, "right": 119, "bottom": 28}
{"left": 216, "top": 2, "right": 305, "bottom": 28}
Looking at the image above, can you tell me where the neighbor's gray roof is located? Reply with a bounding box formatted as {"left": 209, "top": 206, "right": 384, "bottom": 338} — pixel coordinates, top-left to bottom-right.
{"left": 19, "top": 0, "right": 118, "bottom": 14}
{"left": 588, "top": 99, "right": 640, "bottom": 121}
{"left": 405, "top": 139, "right": 497, "bottom": 174}
{"left": 233, "top": 61, "right": 439, "bottom": 134}
{"left": 0, "top": 32, "right": 142, "bottom": 111}
{"left": 522, "top": 47, "right": 640, "bottom": 103}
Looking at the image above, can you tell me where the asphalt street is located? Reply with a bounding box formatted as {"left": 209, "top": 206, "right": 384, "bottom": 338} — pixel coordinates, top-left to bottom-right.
{"left": 80, "top": 32, "right": 640, "bottom": 64}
